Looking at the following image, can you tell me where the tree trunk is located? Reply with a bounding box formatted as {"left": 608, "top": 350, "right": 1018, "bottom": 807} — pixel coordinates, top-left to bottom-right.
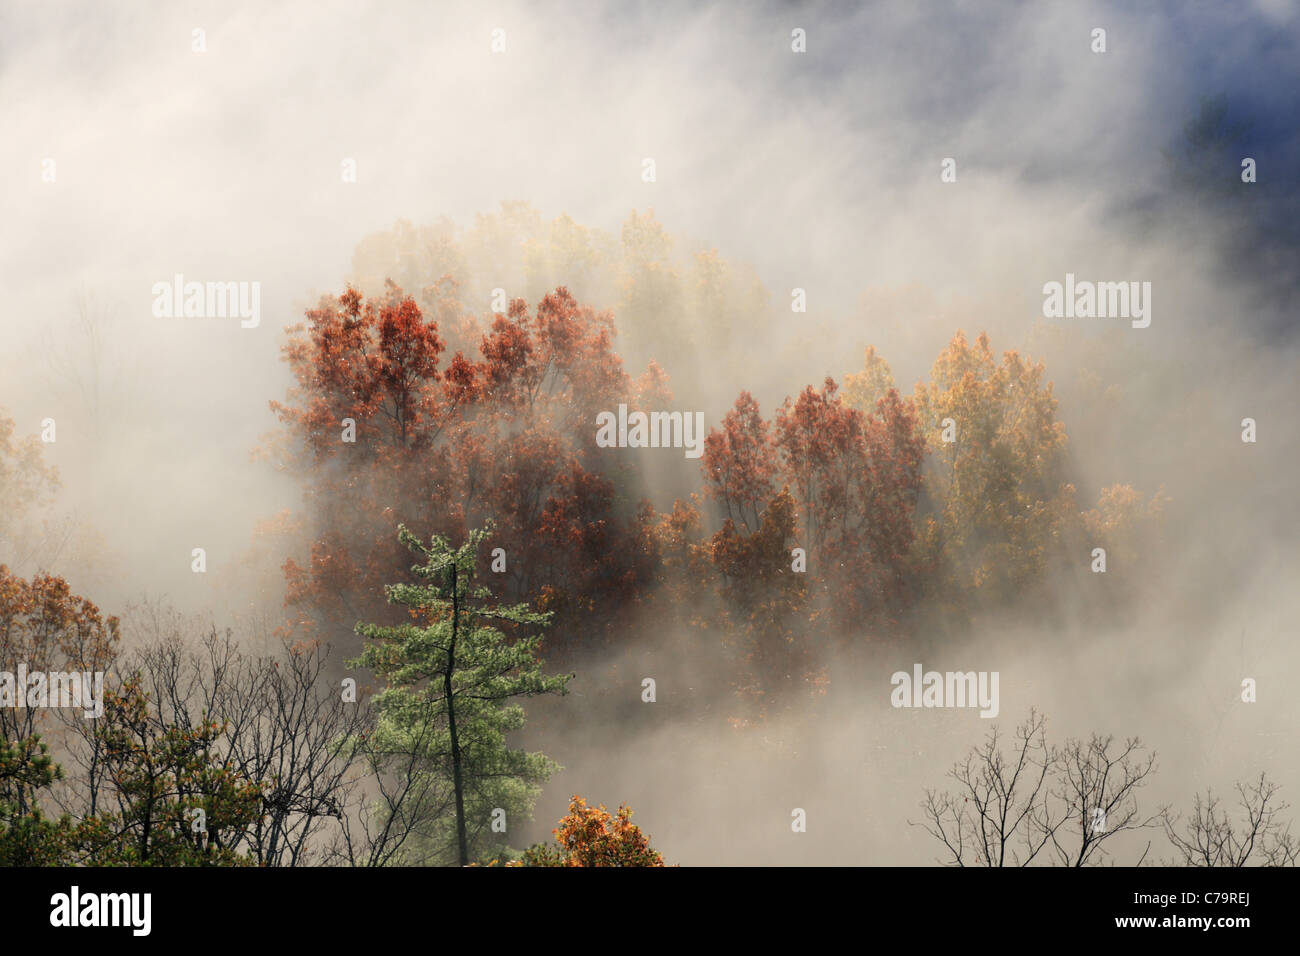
{"left": 446, "top": 561, "right": 470, "bottom": 866}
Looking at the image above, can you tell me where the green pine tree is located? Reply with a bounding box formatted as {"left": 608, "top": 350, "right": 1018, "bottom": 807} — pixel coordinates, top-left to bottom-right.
{"left": 0, "top": 735, "right": 74, "bottom": 866}
{"left": 349, "top": 522, "right": 571, "bottom": 866}
{"left": 77, "top": 676, "right": 264, "bottom": 866}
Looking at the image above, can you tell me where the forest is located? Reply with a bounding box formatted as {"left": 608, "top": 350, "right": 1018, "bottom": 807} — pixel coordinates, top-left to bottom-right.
{"left": 3, "top": 2, "right": 1298, "bottom": 872}
{"left": 3, "top": 200, "right": 1292, "bottom": 867}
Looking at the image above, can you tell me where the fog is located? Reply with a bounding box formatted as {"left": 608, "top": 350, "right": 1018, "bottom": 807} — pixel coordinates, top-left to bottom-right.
{"left": 2, "top": 0, "right": 1298, "bottom": 863}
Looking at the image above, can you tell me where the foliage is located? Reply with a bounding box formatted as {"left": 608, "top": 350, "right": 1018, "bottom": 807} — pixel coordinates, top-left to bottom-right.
{"left": 77, "top": 676, "right": 263, "bottom": 866}
{"left": 519, "top": 795, "right": 666, "bottom": 867}
{"left": 0, "top": 564, "right": 119, "bottom": 807}
{"left": 910, "top": 331, "right": 1073, "bottom": 607}
{"left": 347, "top": 523, "right": 570, "bottom": 866}
{"left": 0, "top": 412, "right": 60, "bottom": 553}
{"left": 0, "top": 735, "right": 73, "bottom": 866}
{"left": 695, "top": 376, "right": 925, "bottom": 708}
{"left": 269, "top": 282, "right": 658, "bottom": 660}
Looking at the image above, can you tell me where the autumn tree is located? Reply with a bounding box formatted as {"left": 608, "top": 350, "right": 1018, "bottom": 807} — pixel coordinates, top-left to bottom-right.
{"left": 0, "top": 412, "right": 60, "bottom": 571}
{"left": 908, "top": 330, "right": 1166, "bottom": 618}
{"left": 520, "top": 794, "right": 666, "bottom": 867}
{"left": 841, "top": 345, "right": 897, "bottom": 414}
{"left": 0, "top": 567, "right": 116, "bottom": 864}
{"left": 269, "top": 282, "right": 659, "bottom": 659}
{"left": 103, "top": 623, "right": 370, "bottom": 867}
{"left": 36, "top": 606, "right": 375, "bottom": 868}
{"left": 348, "top": 523, "right": 570, "bottom": 867}
{"left": 347, "top": 204, "right": 782, "bottom": 410}
{"left": 774, "top": 378, "right": 925, "bottom": 625}
{"left": 910, "top": 331, "right": 1071, "bottom": 609}
{"left": 696, "top": 394, "right": 803, "bottom": 707}
{"left": 701, "top": 380, "right": 924, "bottom": 639}
{"left": 699, "top": 490, "right": 808, "bottom": 710}
{"left": 702, "top": 391, "right": 777, "bottom": 535}
{"left": 692, "top": 379, "right": 924, "bottom": 711}
{"left": 77, "top": 675, "right": 264, "bottom": 866}
{"left": 1080, "top": 483, "right": 1169, "bottom": 608}
{"left": 0, "top": 565, "right": 119, "bottom": 815}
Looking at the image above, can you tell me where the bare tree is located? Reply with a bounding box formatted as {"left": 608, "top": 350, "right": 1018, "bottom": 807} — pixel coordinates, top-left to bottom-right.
{"left": 34, "top": 287, "right": 139, "bottom": 451}
{"left": 916, "top": 709, "right": 1063, "bottom": 866}
{"left": 326, "top": 707, "right": 458, "bottom": 867}
{"left": 1047, "top": 732, "right": 1163, "bottom": 867}
{"left": 154, "top": 630, "right": 373, "bottom": 866}
{"left": 54, "top": 609, "right": 372, "bottom": 866}
{"left": 1164, "top": 772, "right": 1299, "bottom": 867}
{"left": 916, "top": 712, "right": 1300, "bottom": 867}
{"left": 916, "top": 710, "right": 1161, "bottom": 866}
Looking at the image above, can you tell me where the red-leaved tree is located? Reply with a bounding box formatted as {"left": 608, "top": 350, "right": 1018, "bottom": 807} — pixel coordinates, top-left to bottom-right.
{"left": 268, "top": 283, "right": 659, "bottom": 659}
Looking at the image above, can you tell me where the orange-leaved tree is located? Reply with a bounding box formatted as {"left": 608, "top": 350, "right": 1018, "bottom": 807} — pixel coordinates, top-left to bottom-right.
{"left": 521, "top": 795, "right": 666, "bottom": 867}
{"left": 691, "top": 379, "right": 924, "bottom": 711}
{"left": 911, "top": 330, "right": 1072, "bottom": 609}
{"left": 267, "top": 282, "right": 661, "bottom": 659}
{"left": 0, "top": 566, "right": 120, "bottom": 765}
{"left": 0, "top": 411, "right": 61, "bottom": 571}
{"left": 701, "top": 381, "right": 925, "bottom": 629}
{"left": 907, "top": 330, "right": 1166, "bottom": 616}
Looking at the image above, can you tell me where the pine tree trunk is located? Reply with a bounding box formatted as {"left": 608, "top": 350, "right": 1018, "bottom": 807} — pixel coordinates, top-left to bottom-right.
{"left": 446, "top": 561, "right": 470, "bottom": 866}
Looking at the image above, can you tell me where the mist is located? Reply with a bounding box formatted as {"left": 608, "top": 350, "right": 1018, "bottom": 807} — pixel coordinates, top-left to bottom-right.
{"left": 2, "top": 0, "right": 1298, "bottom": 864}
